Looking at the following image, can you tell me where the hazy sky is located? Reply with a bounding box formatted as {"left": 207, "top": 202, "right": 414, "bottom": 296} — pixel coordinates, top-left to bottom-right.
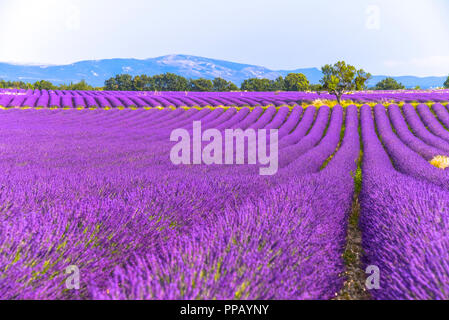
{"left": 0, "top": 0, "right": 448, "bottom": 76}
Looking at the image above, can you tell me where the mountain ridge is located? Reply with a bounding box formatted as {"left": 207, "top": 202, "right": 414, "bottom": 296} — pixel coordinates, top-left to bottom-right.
{"left": 0, "top": 54, "right": 446, "bottom": 89}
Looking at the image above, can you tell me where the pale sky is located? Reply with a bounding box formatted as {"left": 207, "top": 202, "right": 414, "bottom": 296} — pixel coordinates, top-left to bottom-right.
{"left": 0, "top": 0, "right": 448, "bottom": 76}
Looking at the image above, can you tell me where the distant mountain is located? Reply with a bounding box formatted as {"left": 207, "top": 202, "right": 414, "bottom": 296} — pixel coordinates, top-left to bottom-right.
{"left": 369, "top": 75, "right": 447, "bottom": 89}
{"left": 0, "top": 54, "right": 446, "bottom": 89}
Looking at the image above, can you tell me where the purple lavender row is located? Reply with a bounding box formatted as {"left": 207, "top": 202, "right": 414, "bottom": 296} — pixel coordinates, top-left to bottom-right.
{"left": 279, "top": 106, "right": 330, "bottom": 167}
{"left": 3, "top": 88, "right": 449, "bottom": 108}
{"left": 388, "top": 104, "right": 447, "bottom": 160}
{"left": 278, "top": 107, "right": 316, "bottom": 148}
{"left": 247, "top": 106, "right": 277, "bottom": 130}
{"left": 93, "top": 116, "right": 351, "bottom": 298}
{"left": 200, "top": 107, "right": 303, "bottom": 175}
{"left": 231, "top": 107, "right": 264, "bottom": 129}
{"left": 90, "top": 171, "right": 351, "bottom": 299}
{"left": 4, "top": 104, "right": 449, "bottom": 300}
{"left": 265, "top": 106, "right": 290, "bottom": 130}
{"left": 203, "top": 107, "right": 291, "bottom": 170}
{"left": 359, "top": 105, "right": 449, "bottom": 300}
{"left": 0, "top": 109, "right": 352, "bottom": 299}
{"left": 321, "top": 105, "right": 360, "bottom": 174}
{"left": 286, "top": 105, "right": 344, "bottom": 173}
{"left": 373, "top": 104, "right": 449, "bottom": 190}
{"left": 277, "top": 106, "right": 303, "bottom": 139}
{"left": 212, "top": 108, "right": 250, "bottom": 130}
{"left": 432, "top": 103, "right": 449, "bottom": 129}
{"left": 416, "top": 104, "right": 449, "bottom": 143}
{"left": 402, "top": 104, "right": 449, "bottom": 153}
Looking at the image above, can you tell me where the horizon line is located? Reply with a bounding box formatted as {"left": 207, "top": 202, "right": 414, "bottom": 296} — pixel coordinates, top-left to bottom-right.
{"left": 0, "top": 54, "right": 447, "bottom": 79}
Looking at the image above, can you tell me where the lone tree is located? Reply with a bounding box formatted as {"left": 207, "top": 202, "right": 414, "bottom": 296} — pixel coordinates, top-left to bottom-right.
{"left": 374, "top": 77, "right": 405, "bottom": 90}
{"left": 320, "top": 61, "right": 371, "bottom": 104}
{"left": 444, "top": 75, "right": 449, "bottom": 89}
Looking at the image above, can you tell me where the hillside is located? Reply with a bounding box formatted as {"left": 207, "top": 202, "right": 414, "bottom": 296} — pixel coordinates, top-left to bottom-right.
{"left": 0, "top": 54, "right": 446, "bottom": 89}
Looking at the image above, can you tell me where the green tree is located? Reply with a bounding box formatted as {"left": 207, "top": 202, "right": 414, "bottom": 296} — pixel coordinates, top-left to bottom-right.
{"left": 320, "top": 61, "right": 371, "bottom": 104}
{"left": 284, "top": 73, "right": 310, "bottom": 91}
{"left": 374, "top": 77, "right": 405, "bottom": 90}
{"left": 355, "top": 69, "right": 372, "bottom": 91}
{"left": 69, "top": 80, "right": 93, "bottom": 91}
{"left": 0, "top": 80, "right": 32, "bottom": 89}
{"left": 104, "top": 77, "right": 119, "bottom": 90}
{"left": 189, "top": 78, "right": 213, "bottom": 91}
{"left": 133, "top": 75, "right": 154, "bottom": 91}
{"left": 33, "top": 80, "right": 56, "bottom": 90}
{"left": 116, "top": 74, "right": 134, "bottom": 91}
{"left": 270, "top": 76, "right": 285, "bottom": 91}
{"left": 309, "top": 84, "right": 323, "bottom": 92}
{"left": 444, "top": 76, "right": 449, "bottom": 89}
{"left": 0, "top": 79, "right": 103, "bottom": 90}
{"left": 212, "top": 77, "right": 238, "bottom": 91}
{"left": 152, "top": 73, "right": 189, "bottom": 91}
{"left": 104, "top": 74, "right": 133, "bottom": 91}
{"left": 241, "top": 78, "right": 272, "bottom": 91}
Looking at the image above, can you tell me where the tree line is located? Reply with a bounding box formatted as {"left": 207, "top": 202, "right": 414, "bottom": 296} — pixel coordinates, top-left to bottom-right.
{"left": 91, "top": 70, "right": 449, "bottom": 95}
{"left": 103, "top": 73, "right": 317, "bottom": 92}
{"left": 104, "top": 73, "right": 238, "bottom": 92}
{"left": 0, "top": 79, "right": 100, "bottom": 91}
{"left": 2, "top": 62, "right": 449, "bottom": 102}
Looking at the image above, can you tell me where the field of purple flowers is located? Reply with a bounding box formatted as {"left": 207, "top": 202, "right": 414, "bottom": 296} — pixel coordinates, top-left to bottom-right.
{"left": 1, "top": 93, "right": 449, "bottom": 300}
{"left": 2, "top": 89, "right": 449, "bottom": 108}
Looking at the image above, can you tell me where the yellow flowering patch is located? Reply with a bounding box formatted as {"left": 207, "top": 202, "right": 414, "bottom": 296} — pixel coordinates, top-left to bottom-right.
{"left": 430, "top": 155, "right": 449, "bottom": 169}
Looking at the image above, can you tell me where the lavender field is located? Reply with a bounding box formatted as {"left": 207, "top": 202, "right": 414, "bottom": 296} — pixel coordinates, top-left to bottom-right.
{"left": 2, "top": 89, "right": 449, "bottom": 108}
{"left": 1, "top": 91, "right": 449, "bottom": 300}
